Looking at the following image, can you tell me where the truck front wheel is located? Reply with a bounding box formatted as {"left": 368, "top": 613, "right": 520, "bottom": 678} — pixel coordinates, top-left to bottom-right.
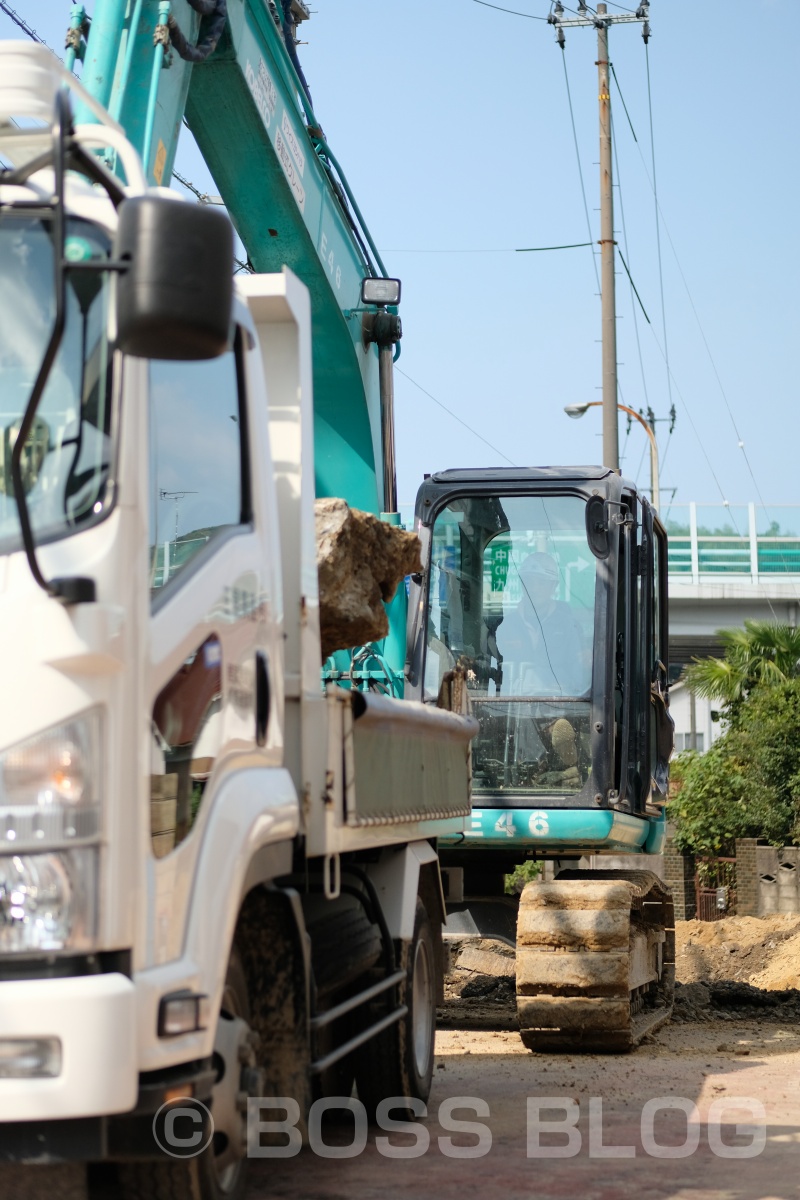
{"left": 114, "top": 949, "right": 258, "bottom": 1200}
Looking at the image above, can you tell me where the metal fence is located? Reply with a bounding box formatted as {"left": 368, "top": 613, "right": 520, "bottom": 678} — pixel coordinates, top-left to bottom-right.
{"left": 664, "top": 504, "right": 800, "bottom": 581}
{"left": 694, "top": 857, "right": 737, "bottom": 921}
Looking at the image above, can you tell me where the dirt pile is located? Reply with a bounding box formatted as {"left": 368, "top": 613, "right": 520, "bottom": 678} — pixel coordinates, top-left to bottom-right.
{"left": 443, "top": 914, "right": 800, "bottom": 1029}
{"left": 676, "top": 913, "right": 800, "bottom": 989}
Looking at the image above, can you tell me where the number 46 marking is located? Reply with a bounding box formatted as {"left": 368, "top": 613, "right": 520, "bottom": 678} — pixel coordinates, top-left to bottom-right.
{"left": 528, "top": 811, "right": 550, "bottom": 837}
{"left": 494, "top": 812, "right": 515, "bottom": 838}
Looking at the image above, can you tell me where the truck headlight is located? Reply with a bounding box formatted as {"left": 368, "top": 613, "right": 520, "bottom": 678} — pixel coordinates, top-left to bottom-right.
{"left": 0, "top": 712, "right": 102, "bottom": 847}
{"left": 0, "top": 713, "right": 102, "bottom": 952}
{"left": 0, "top": 849, "right": 98, "bottom": 952}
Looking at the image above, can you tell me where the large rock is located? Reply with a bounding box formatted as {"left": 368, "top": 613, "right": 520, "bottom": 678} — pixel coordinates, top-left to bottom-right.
{"left": 315, "top": 498, "right": 422, "bottom": 661}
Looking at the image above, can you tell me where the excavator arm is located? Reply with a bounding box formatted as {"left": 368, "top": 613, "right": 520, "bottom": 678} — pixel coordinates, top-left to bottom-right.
{"left": 76, "top": 0, "right": 391, "bottom": 515}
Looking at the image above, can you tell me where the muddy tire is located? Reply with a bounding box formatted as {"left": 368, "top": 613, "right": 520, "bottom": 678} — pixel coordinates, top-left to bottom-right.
{"left": 355, "top": 899, "right": 437, "bottom": 1118}
{"left": 0, "top": 1165, "right": 87, "bottom": 1200}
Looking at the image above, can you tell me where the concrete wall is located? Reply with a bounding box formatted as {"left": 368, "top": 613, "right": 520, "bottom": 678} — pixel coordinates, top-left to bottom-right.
{"left": 756, "top": 845, "right": 800, "bottom": 915}
{"left": 735, "top": 839, "right": 800, "bottom": 916}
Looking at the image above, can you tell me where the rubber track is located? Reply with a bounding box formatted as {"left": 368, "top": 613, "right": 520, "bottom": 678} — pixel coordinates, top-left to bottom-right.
{"left": 516, "top": 869, "right": 675, "bottom": 1053}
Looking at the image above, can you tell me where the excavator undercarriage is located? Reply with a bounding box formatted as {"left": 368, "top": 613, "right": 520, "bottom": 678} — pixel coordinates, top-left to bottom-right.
{"left": 516, "top": 869, "right": 675, "bottom": 1052}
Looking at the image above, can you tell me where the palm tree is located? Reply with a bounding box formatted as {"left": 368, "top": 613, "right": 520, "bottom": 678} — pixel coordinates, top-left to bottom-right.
{"left": 685, "top": 620, "right": 800, "bottom": 711}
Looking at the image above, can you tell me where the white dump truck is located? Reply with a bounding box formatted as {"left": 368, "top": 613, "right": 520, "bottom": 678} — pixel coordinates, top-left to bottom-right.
{"left": 0, "top": 41, "right": 475, "bottom": 1199}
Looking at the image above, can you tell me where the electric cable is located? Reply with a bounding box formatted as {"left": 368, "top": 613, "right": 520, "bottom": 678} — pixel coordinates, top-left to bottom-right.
{"left": 615, "top": 54, "right": 797, "bottom": 587}
{"left": 609, "top": 62, "right": 637, "bottom": 142}
{"left": 644, "top": 44, "right": 673, "bottom": 418}
{"left": 471, "top": 0, "right": 548, "bottom": 18}
{"left": 380, "top": 242, "right": 593, "bottom": 254}
{"left": 560, "top": 48, "right": 600, "bottom": 293}
{"left": 396, "top": 368, "right": 517, "bottom": 467}
{"left": 632, "top": 433, "right": 648, "bottom": 494}
{"left": 617, "top": 250, "right": 650, "bottom": 325}
{"left": 611, "top": 111, "right": 650, "bottom": 410}
{"left": 0, "top": 1, "right": 49, "bottom": 47}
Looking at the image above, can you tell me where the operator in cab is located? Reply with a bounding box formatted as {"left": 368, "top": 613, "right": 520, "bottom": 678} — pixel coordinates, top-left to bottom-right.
{"left": 495, "top": 552, "right": 588, "bottom": 698}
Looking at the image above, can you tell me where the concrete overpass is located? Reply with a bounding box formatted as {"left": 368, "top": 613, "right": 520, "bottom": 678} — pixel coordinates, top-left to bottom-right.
{"left": 666, "top": 503, "right": 800, "bottom": 752}
{"left": 666, "top": 502, "right": 800, "bottom": 668}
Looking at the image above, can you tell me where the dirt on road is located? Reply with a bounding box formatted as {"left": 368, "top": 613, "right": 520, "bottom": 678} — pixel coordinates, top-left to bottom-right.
{"left": 249, "top": 918, "right": 800, "bottom": 1200}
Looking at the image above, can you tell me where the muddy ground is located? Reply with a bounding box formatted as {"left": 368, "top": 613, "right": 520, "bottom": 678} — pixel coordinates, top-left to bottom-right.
{"left": 249, "top": 917, "right": 800, "bottom": 1200}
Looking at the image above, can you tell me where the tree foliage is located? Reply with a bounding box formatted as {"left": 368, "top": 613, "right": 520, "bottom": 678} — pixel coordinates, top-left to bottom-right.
{"left": 684, "top": 620, "right": 800, "bottom": 716}
{"left": 669, "top": 676, "right": 800, "bottom": 854}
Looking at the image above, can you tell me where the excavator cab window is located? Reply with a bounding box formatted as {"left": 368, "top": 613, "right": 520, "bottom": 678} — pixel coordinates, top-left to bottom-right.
{"left": 424, "top": 493, "right": 597, "bottom": 798}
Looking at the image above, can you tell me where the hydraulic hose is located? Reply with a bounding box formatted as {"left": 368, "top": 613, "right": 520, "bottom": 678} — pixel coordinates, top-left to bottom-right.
{"left": 280, "top": 0, "right": 313, "bottom": 111}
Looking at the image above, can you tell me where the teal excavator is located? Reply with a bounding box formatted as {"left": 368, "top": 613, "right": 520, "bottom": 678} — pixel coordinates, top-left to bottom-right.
{"left": 0, "top": 7, "right": 678, "bottom": 1198}
{"left": 71, "top": 0, "right": 409, "bottom": 686}
{"left": 67, "top": 0, "right": 675, "bottom": 1051}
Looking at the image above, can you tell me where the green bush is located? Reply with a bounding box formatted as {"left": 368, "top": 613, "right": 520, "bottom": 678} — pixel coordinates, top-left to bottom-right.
{"left": 669, "top": 678, "right": 800, "bottom": 854}
{"left": 504, "top": 860, "right": 542, "bottom": 894}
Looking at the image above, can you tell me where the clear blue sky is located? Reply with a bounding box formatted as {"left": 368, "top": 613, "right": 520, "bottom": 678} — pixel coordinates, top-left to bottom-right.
{"left": 9, "top": 1, "right": 799, "bottom": 525}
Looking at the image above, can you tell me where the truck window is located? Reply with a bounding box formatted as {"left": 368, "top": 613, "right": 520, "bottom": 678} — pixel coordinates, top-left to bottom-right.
{"left": 148, "top": 341, "right": 245, "bottom": 591}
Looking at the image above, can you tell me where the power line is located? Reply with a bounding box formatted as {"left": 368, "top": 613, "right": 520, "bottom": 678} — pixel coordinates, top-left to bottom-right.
{"left": 380, "top": 242, "right": 593, "bottom": 254}
{"left": 471, "top": 0, "right": 548, "bottom": 18}
{"left": 611, "top": 110, "right": 650, "bottom": 410}
{"left": 396, "top": 367, "right": 517, "bottom": 467}
{"left": 609, "top": 61, "right": 735, "bottom": 515}
{"left": 614, "top": 59, "right": 794, "bottom": 584}
{"left": 0, "top": 1, "right": 46, "bottom": 44}
{"left": 517, "top": 241, "right": 593, "bottom": 252}
{"left": 644, "top": 44, "right": 673, "bottom": 418}
{"left": 609, "top": 62, "right": 637, "bottom": 142}
{"left": 171, "top": 169, "right": 222, "bottom": 205}
{"left": 617, "top": 250, "right": 650, "bottom": 325}
{"left": 559, "top": 48, "right": 600, "bottom": 293}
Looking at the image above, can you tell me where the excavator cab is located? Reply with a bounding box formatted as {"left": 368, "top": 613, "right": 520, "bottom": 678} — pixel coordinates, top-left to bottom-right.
{"left": 407, "top": 467, "right": 675, "bottom": 1050}
{"left": 408, "top": 467, "right": 672, "bottom": 822}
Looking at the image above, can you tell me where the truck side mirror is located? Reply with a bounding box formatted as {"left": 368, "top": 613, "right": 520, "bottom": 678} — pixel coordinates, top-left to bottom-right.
{"left": 113, "top": 196, "right": 233, "bottom": 360}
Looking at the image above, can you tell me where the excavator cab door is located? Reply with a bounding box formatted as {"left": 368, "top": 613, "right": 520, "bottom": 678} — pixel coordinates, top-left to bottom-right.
{"left": 648, "top": 510, "right": 674, "bottom": 803}
{"left": 619, "top": 497, "right": 673, "bottom": 812}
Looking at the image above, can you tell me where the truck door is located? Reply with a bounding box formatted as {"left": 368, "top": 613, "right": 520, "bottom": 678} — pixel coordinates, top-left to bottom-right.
{"left": 144, "top": 326, "right": 274, "bottom": 965}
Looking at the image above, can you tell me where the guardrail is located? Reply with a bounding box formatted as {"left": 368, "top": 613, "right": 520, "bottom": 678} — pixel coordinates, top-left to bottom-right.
{"left": 398, "top": 502, "right": 800, "bottom": 585}
{"left": 664, "top": 504, "right": 800, "bottom": 582}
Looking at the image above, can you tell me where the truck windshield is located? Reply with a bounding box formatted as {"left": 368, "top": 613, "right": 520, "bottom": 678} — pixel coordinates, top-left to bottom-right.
{"left": 426, "top": 494, "right": 597, "bottom": 798}
{"left": 0, "top": 215, "right": 114, "bottom": 555}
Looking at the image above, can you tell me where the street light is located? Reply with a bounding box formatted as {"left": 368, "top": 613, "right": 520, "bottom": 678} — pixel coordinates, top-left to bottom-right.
{"left": 564, "top": 401, "right": 660, "bottom": 512}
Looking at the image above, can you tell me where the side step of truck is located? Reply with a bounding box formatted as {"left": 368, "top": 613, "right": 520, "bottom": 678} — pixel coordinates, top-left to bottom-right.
{"left": 516, "top": 870, "right": 675, "bottom": 1053}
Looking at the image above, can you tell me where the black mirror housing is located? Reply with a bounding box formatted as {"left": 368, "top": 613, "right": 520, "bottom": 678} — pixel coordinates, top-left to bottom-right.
{"left": 114, "top": 196, "right": 233, "bottom": 360}
{"left": 585, "top": 494, "right": 610, "bottom": 558}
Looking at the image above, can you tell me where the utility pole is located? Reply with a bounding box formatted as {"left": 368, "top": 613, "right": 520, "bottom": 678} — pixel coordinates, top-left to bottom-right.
{"left": 549, "top": 1, "right": 651, "bottom": 472}
{"left": 596, "top": 5, "right": 617, "bottom": 470}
